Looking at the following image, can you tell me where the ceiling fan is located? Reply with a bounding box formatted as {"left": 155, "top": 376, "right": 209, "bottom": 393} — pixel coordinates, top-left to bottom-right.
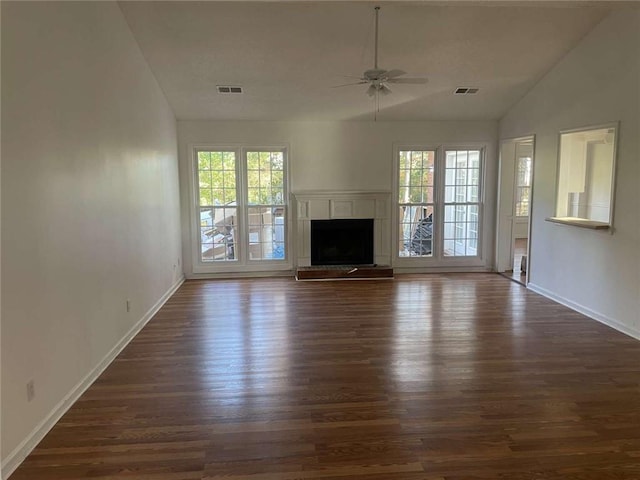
{"left": 335, "top": 6, "right": 428, "bottom": 99}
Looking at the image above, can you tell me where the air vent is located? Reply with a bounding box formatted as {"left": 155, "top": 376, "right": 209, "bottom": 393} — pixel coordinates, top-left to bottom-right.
{"left": 217, "top": 85, "right": 243, "bottom": 94}
{"left": 454, "top": 87, "right": 479, "bottom": 95}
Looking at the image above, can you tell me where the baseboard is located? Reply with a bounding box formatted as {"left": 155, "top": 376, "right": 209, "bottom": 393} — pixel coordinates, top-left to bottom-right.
{"left": 394, "top": 266, "right": 493, "bottom": 274}
{"left": 1, "top": 275, "right": 185, "bottom": 479}
{"left": 186, "top": 270, "right": 294, "bottom": 280}
{"left": 527, "top": 282, "right": 640, "bottom": 341}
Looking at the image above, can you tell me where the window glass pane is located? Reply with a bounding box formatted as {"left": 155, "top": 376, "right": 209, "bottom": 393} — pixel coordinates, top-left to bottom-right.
{"left": 222, "top": 152, "right": 235, "bottom": 170}
{"left": 443, "top": 204, "right": 478, "bottom": 257}
{"left": 247, "top": 188, "right": 260, "bottom": 205}
{"left": 210, "top": 151, "right": 223, "bottom": 170}
{"left": 469, "top": 151, "right": 480, "bottom": 169}
{"left": 223, "top": 171, "right": 235, "bottom": 202}
{"left": 199, "top": 206, "right": 236, "bottom": 262}
{"left": 515, "top": 156, "right": 532, "bottom": 216}
{"left": 199, "top": 189, "right": 213, "bottom": 207}
{"left": 198, "top": 152, "right": 211, "bottom": 170}
{"left": 247, "top": 151, "right": 260, "bottom": 170}
{"left": 398, "top": 205, "right": 433, "bottom": 257}
{"left": 271, "top": 171, "right": 284, "bottom": 190}
{"left": 515, "top": 186, "right": 530, "bottom": 217}
{"left": 247, "top": 206, "right": 286, "bottom": 260}
{"left": 247, "top": 170, "right": 260, "bottom": 189}
{"left": 199, "top": 171, "right": 212, "bottom": 190}
{"left": 271, "top": 152, "right": 284, "bottom": 170}
{"left": 517, "top": 157, "right": 532, "bottom": 186}
{"left": 446, "top": 151, "right": 456, "bottom": 168}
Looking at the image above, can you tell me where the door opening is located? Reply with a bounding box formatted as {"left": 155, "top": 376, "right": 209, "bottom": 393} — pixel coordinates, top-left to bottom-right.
{"left": 496, "top": 136, "right": 535, "bottom": 285}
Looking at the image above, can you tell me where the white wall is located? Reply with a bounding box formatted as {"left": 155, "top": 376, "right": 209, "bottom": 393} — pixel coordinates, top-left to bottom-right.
{"left": 1, "top": 2, "right": 183, "bottom": 475}
{"left": 178, "top": 120, "right": 498, "bottom": 275}
{"left": 500, "top": 9, "right": 640, "bottom": 336}
{"left": 0, "top": 4, "right": 3, "bottom": 477}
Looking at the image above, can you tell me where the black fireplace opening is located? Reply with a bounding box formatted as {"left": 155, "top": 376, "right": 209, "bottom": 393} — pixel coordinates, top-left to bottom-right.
{"left": 310, "top": 218, "right": 374, "bottom": 266}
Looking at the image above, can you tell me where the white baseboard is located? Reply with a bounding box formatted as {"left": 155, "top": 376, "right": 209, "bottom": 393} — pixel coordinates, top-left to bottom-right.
{"left": 1, "top": 276, "right": 185, "bottom": 479}
{"left": 394, "top": 266, "right": 493, "bottom": 274}
{"left": 527, "top": 282, "right": 640, "bottom": 341}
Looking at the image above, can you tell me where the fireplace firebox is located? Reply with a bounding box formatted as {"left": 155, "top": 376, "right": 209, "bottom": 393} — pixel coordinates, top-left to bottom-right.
{"left": 310, "top": 218, "right": 374, "bottom": 266}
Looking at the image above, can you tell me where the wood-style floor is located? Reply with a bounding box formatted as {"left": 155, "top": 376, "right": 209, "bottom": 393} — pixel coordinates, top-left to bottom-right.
{"left": 505, "top": 239, "right": 528, "bottom": 284}
{"left": 10, "top": 274, "right": 640, "bottom": 479}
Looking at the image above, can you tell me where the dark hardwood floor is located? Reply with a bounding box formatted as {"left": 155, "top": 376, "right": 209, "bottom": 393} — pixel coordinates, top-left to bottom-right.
{"left": 10, "top": 274, "right": 640, "bottom": 479}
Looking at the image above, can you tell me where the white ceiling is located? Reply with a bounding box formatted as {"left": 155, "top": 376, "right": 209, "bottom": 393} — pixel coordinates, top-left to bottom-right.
{"left": 119, "top": 1, "right": 612, "bottom": 121}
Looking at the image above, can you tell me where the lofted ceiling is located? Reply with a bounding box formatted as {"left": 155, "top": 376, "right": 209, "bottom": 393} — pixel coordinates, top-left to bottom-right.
{"left": 119, "top": 1, "right": 612, "bottom": 121}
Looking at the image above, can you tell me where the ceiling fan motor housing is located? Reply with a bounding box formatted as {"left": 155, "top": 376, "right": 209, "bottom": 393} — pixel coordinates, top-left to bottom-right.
{"left": 363, "top": 69, "right": 387, "bottom": 81}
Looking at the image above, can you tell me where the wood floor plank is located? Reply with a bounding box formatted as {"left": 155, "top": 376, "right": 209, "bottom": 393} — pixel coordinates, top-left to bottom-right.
{"left": 9, "top": 274, "right": 640, "bottom": 479}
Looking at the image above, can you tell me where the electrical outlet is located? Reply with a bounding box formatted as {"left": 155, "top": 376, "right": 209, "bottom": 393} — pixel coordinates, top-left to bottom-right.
{"left": 126, "top": 299, "right": 131, "bottom": 312}
{"left": 27, "top": 380, "right": 35, "bottom": 402}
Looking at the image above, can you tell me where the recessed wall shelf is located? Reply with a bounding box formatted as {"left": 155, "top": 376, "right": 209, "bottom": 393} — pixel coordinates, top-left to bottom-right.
{"left": 545, "top": 216, "right": 610, "bottom": 230}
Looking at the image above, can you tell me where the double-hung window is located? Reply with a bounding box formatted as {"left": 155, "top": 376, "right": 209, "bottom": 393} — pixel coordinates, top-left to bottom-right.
{"left": 398, "top": 150, "right": 435, "bottom": 257}
{"left": 397, "top": 146, "right": 484, "bottom": 262}
{"left": 194, "top": 147, "right": 288, "bottom": 271}
{"left": 443, "top": 149, "right": 481, "bottom": 257}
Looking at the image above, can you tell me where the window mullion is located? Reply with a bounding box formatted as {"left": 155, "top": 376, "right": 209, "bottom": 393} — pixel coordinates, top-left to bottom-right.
{"left": 434, "top": 145, "right": 445, "bottom": 259}
{"left": 238, "top": 148, "right": 248, "bottom": 264}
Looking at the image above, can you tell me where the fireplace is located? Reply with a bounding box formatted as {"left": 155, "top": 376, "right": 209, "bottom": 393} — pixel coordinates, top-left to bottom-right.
{"left": 310, "top": 218, "right": 374, "bottom": 266}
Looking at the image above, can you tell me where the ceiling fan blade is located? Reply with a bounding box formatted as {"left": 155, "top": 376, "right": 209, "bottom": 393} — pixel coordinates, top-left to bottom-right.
{"left": 388, "top": 77, "right": 428, "bottom": 84}
{"left": 331, "top": 81, "right": 368, "bottom": 88}
{"left": 380, "top": 84, "right": 392, "bottom": 95}
{"left": 385, "top": 69, "right": 406, "bottom": 79}
{"left": 366, "top": 84, "right": 377, "bottom": 97}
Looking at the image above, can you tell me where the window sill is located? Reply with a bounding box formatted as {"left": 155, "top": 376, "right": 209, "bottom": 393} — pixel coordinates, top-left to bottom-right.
{"left": 545, "top": 216, "right": 610, "bottom": 230}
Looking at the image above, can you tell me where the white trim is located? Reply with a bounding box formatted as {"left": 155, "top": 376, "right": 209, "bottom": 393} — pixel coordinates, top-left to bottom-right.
{"left": 187, "top": 270, "right": 293, "bottom": 280}
{"left": 292, "top": 190, "right": 392, "bottom": 268}
{"left": 495, "top": 134, "right": 535, "bottom": 284}
{"left": 394, "top": 266, "right": 492, "bottom": 274}
{"left": 554, "top": 122, "right": 618, "bottom": 230}
{"left": 392, "top": 144, "right": 487, "bottom": 268}
{"left": 1, "top": 276, "right": 185, "bottom": 480}
{"left": 527, "top": 282, "right": 640, "bottom": 341}
{"left": 190, "top": 145, "right": 292, "bottom": 273}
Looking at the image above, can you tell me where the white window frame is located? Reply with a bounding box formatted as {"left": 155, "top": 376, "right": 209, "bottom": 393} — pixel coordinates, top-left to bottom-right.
{"left": 393, "top": 144, "right": 486, "bottom": 268}
{"left": 189, "top": 144, "right": 292, "bottom": 274}
{"left": 550, "top": 122, "right": 618, "bottom": 229}
{"left": 515, "top": 155, "right": 532, "bottom": 218}
{"left": 397, "top": 148, "right": 437, "bottom": 259}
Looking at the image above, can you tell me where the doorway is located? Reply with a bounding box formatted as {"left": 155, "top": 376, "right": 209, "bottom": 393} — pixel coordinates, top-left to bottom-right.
{"left": 496, "top": 136, "right": 535, "bottom": 285}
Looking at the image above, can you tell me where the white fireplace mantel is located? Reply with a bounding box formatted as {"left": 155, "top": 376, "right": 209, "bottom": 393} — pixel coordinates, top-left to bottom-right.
{"left": 292, "top": 190, "right": 391, "bottom": 267}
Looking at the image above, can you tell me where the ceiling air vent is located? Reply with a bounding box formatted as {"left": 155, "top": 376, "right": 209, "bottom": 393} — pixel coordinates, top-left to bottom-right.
{"left": 454, "top": 87, "right": 479, "bottom": 95}
{"left": 217, "top": 85, "right": 243, "bottom": 94}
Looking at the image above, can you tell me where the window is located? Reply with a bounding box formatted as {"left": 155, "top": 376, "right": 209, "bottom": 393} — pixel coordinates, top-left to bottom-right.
{"left": 246, "top": 151, "right": 286, "bottom": 261}
{"left": 398, "top": 150, "right": 435, "bottom": 257}
{"left": 195, "top": 147, "right": 288, "bottom": 269}
{"left": 198, "top": 151, "right": 237, "bottom": 262}
{"left": 443, "top": 149, "right": 481, "bottom": 257}
{"left": 397, "top": 147, "right": 483, "bottom": 261}
{"left": 552, "top": 124, "right": 617, "bottom": 228}
{"left": 515, "top": 156, "right": 532, "bottom": 217}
